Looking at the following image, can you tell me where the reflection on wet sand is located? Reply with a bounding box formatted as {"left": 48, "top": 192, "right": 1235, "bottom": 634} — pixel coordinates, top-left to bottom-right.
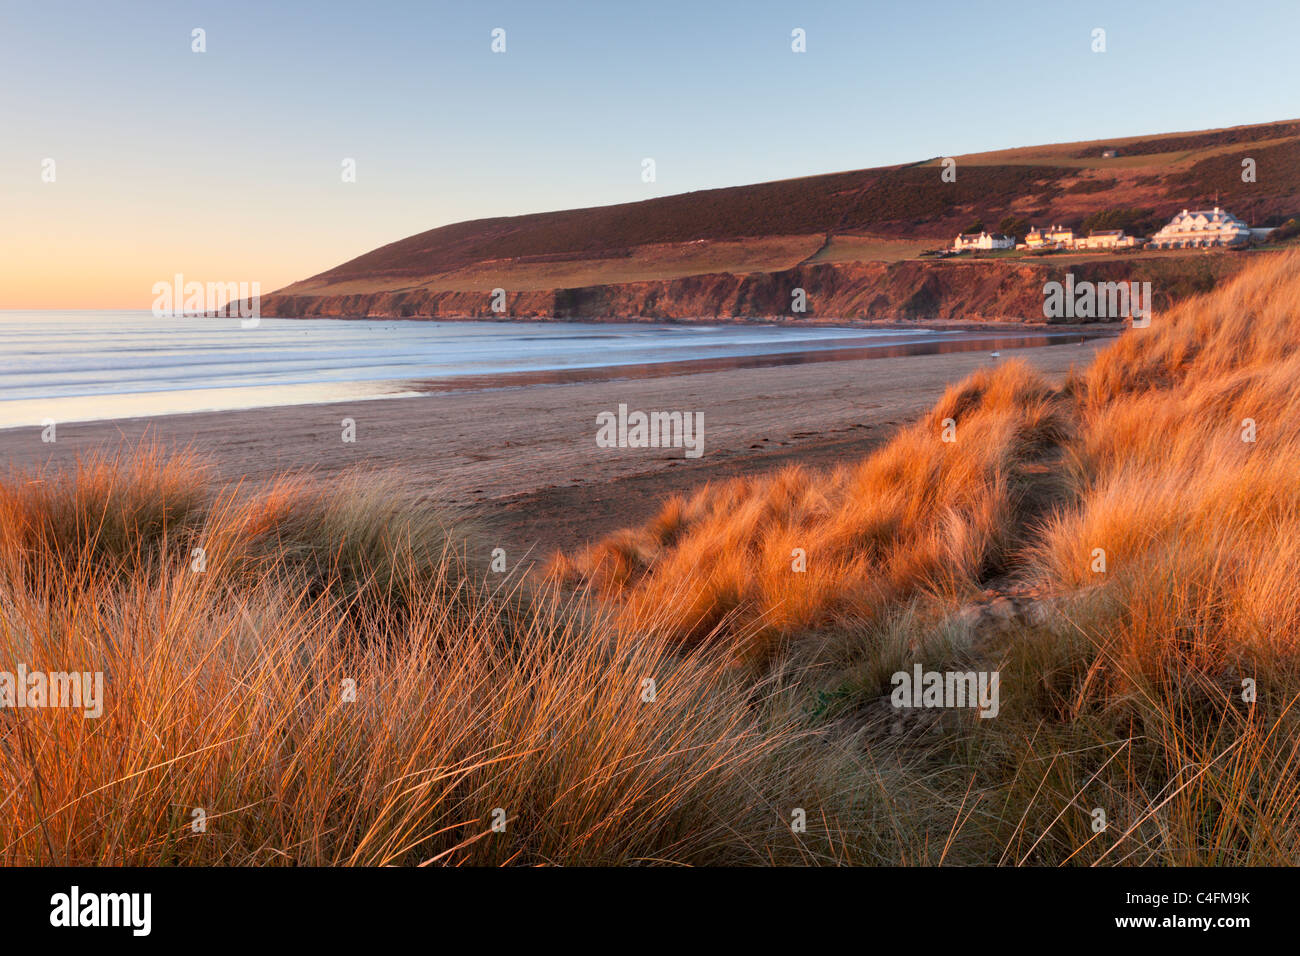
{"left": 405, "top": 330, "right": 1116, "bottom": 394}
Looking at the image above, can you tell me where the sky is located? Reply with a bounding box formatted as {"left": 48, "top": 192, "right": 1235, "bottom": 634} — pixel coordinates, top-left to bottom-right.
{"left": 2, "top": 0, "right": 1298, "bottom": 309}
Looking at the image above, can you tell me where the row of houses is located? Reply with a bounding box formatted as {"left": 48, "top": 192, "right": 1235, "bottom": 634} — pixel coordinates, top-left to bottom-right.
{"left": 1021, "top": 224, "right": 1142, "bottom": 251}
{"left": 951, "top": 206, "right": 1257, "bottom": 254}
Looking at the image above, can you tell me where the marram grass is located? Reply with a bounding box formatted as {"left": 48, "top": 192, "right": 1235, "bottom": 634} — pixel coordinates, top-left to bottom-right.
{"left": 5, "top": 252, "right": 1300, "bottom": 865}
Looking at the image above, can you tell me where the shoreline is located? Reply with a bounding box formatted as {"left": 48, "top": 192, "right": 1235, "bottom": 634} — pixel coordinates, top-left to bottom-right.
{"left": 0, "top": 324, "right": 1117, "bottom": 432}
{"left": 0, "top": 336, "right": 1112, "bottom": 558}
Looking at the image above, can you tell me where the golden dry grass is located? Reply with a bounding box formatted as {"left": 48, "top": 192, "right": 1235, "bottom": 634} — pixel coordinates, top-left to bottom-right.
{"left": 6, "top": 251, "right": 1300, "bottom": 865}
{"left": 550, "top": 359, "right": 1071, "bottom": 656}
{"left": 553, "top": 249, "right": 1300, "bottom": 864}
{"left": 0, "top": 449, "right": 891, "bottom": 865}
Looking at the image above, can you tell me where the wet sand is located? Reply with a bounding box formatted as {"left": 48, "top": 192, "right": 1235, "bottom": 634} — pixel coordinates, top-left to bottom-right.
{"left": 0, "top": 337, "right": 1111, "bottom": 560}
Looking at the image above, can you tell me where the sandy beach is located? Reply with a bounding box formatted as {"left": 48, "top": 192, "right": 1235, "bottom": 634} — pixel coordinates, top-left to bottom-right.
{"left": 0, "top": 337, "right": 1109, "bottom": 560}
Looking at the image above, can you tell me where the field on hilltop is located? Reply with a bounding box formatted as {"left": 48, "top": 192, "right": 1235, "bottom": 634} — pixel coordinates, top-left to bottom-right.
{"left": 263, "top": 119, "right": 1300, "bottom": 320}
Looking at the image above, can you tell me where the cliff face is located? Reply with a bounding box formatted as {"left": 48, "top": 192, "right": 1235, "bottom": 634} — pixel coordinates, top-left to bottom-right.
{"left": 256, "top": 253, "right": 1254, "bottom": 323}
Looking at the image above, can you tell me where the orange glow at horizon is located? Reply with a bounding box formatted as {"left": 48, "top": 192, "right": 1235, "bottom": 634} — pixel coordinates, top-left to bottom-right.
{"left": 0, "top": 158, "right": 459, "bottom": 311}
{"left": 0, "top": 189, "right": 376, "bottom": 310}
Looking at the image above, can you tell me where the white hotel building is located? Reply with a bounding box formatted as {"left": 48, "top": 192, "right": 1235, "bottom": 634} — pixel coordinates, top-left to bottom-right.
{"left": 1150, "top": 207, "right": 1252, "bottom": 249}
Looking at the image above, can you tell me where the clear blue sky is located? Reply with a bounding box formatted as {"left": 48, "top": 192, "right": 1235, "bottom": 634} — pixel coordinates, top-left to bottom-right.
{"left": 2, "top": 0, "right": 1297, "bottom": 306}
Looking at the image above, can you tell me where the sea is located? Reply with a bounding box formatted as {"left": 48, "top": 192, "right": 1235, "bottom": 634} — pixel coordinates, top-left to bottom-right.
{"left": 0, "top": 311, "right": 1100, "bottom": 428}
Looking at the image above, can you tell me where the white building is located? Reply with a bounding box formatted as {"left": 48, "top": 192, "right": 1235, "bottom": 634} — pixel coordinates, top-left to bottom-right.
{"left": 1077, "top": 229, "right": 1140, "bottom": 250}
{"left": 953, "top": 231, "right": 1015, "bottom": 252}
{"left": 1150, "top": 207, "right": 1251, "bottom": 249}
{"left": 1023, "top": 225, "right": 1075, "bottom": 250}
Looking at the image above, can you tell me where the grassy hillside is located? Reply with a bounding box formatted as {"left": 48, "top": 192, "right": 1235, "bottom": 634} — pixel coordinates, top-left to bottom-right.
{"left": 6, "top": 251, "right": 1300, "bottom": 865}
{"left": 550, "top": 249, "right": 1300, "bottom": 863}
{"left": 275, "top": 119, "right": 1300, "bottom": 307}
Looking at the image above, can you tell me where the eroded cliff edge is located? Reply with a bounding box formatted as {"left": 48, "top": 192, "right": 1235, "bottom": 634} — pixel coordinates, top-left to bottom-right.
{"left": 256, "top": 253, "right": 1255, "bottom": 323}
